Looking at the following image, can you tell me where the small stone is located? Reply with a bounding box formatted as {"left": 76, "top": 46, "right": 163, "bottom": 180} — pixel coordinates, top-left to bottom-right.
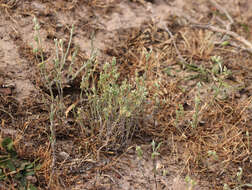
{"left": 26, "top": 175, "right": 37, "bottom": 183}
{"left": 59, "top": 151, "right": 70, "bottom": 160}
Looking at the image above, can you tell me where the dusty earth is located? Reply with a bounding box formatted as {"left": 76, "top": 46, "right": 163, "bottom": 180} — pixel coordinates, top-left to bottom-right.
{"left": 0, "top": 0, "right": 252, "bottom": 189}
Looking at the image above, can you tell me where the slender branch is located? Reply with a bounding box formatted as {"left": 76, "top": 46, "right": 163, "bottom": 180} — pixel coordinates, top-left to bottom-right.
{"left": 162, "top": 24, "right": 187, "bottom": 64}
{"left": 209, "top": 0, "right": 234, "bottom": 30}
{"left": 0, "top": 108, "right": 14, "bottom": 120}
{"left": 177, "top": 10, "right": 252, "bottom": 54}
{"left": 192, "top": 24, "right": 252, "bottom": 53}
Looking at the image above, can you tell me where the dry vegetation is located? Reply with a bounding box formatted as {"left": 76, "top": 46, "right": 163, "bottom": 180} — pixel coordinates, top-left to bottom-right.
{"left": 0, "top": 0, "right": 252, "bottom": 189}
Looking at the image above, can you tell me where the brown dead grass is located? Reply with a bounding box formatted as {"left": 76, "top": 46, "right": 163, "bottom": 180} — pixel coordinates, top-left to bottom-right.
{"left": 0, "top": 0, "right": 252, "bottom": 189}
{"left": 107, "top": 21, "right": 252, "bottom": 188}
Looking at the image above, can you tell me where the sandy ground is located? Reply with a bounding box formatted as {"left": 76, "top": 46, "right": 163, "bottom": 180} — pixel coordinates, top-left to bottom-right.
{"left": 0, "top": 0, "right": 252, "bottom": 189}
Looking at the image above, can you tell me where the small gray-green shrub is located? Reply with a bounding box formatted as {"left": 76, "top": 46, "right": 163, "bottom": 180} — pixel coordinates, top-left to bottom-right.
{"left": 33, "top": 17, "right": 148, "bottom": 153}
{"left": 78, "top": 57, "right": 148, "bottom": 151}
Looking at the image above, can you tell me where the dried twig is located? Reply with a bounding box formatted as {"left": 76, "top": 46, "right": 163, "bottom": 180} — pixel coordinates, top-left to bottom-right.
{"left": 208, "top": 0, "right": 238, "bottom": 49}
{"left": 0, "top": 108, "right": 14, "bottom": 120}
{"left": 48, "top": 106, "right": 57, "bottom": 188}
{"left": 192, "top": 24, "right": 252, "bottom": 53}
{"left": 162, "top": 24, "right": 187, "bottom": 65}
{"left": 178, "top": 9, "right": 252, "bottom": 54}
{"left": 173, "top": 0, "right": 252, "bottom": 53}
{"left": 208, "top": 0, "right": 234, "bottom": 31}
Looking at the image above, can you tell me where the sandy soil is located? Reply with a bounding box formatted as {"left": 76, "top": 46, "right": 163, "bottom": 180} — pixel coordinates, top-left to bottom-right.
{"left": 0, "top": 0, "right": 252, "bottom": 189}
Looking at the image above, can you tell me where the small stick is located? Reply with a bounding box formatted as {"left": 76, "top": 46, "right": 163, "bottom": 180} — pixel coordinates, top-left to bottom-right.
{"left": 192, "top": 24, "right": 252, "bottom": 53}
{"left": 162, "top": 24, "right": 187, "bottom": 65}
{"left": 179, "top": 11, "right": 252, "bottom": 54}
{"left": 209, "top": 0, "right": 234, "bottom": 31}
{"left": 208, "top": 0, "right": 235, "bottom": 48}
{"left": 0, "top": 108, "right": 14, "bottom": 120}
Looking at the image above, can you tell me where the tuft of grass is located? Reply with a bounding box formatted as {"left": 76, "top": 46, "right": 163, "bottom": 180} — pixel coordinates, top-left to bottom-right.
{"left": 135, "top": 140, "right": 162, "bottom": 190}
{"left": 191, "top": 82, "right": 202, "bottom": 129}
{"left": 224, "top": 167, "right": 252, "bottom": 190}
{"left": 33, "top": 17, "right": 80, "bottom": 187}
{"left": 185, "top": 175, "right": 197, "bottom": 190}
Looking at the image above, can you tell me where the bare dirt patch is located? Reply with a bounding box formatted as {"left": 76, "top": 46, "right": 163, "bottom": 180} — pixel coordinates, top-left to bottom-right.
{"left": 0, "top": 0, "right": 252, "bottom": 189}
